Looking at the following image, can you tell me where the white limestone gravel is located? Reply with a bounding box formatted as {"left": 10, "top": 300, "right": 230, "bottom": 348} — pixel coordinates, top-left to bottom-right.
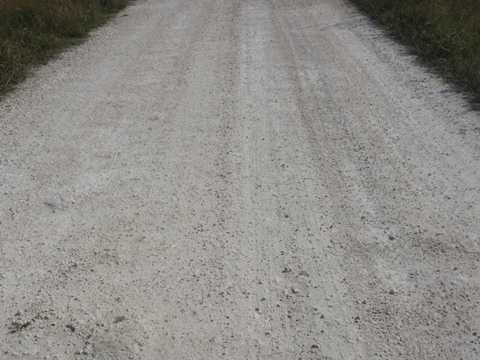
{"left": 1, "top": 0, "right": 480, "bottom": 359}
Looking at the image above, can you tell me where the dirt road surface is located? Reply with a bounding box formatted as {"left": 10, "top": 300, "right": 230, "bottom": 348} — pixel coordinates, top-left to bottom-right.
{"left": 1, "top": 0, "right": 480, "bottom": 358}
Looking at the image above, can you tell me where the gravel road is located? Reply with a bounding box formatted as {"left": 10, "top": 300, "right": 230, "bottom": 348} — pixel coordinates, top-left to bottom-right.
{"left": 1, "top": 0, "right": 480, "bottom": 358}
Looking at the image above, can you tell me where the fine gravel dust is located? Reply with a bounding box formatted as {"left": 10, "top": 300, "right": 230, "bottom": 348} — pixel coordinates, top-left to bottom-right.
{"left": 1, "top": 0, "right": 480, "bottom": 359}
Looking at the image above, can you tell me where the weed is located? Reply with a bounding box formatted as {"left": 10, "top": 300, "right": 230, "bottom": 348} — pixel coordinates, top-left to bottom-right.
{"left": 350, "top": 0, "right": 480, "bottom": 103}
{"left": 9, "top": 321, "right": 31, "bottom": 333}
{"left": 114, "top": 315, "right": 126, "bottom": 324}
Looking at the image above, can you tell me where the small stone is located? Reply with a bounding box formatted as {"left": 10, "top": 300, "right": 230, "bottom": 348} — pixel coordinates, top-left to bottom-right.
{"left": 292, "top": 288, "right": 299, "bottom": 294}
{"left": 354, "top": 315, "right": 361, "bottom": 322}
{"left": 389, "top": 288, "right": 397, "bottom": 295}
{"left": 311, "top": 344, "right": 319, "bottom": 349}
{"left": 388, "top": 235, "right": 395, "bottom": 241}
{"left": 282, "top": 266, "right": 292, "bottom": 273}
{"left": 15, "top": 311, "right": 22, "bottom": 317}
{"left": 265, "top": 331, "right": 271, "bottom": 336}
{"left": 66, "top": 324, "right": 76, "bottom": 332}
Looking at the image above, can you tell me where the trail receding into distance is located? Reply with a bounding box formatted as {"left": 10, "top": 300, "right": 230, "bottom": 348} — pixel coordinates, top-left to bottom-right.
{"left": 1, "top": 0, "right": 479, "bottom": 359}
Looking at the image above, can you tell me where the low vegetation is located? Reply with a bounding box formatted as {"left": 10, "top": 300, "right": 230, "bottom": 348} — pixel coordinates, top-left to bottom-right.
{"left": 0, "top": 0, "right": 128, "bottom": 97}
{"left": 114, "top": 315, "right": 126, "bottom": 323}
{"left": 9, "top": 321, "right": 31, "bottom": 333}
{"left": 350, "top": 0, "right": 480, "bottom": 103}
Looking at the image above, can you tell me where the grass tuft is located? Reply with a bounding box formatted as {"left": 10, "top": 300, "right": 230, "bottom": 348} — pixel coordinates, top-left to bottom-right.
{"left": 0, "top": 0, "right": 129, "bottom": 97}
{"left": 9, "top": 321, "right": 31, "bottom": 333}
{"left": 114, "top": 315, "right": 126, "bottom": 323}
{"left": 350, "top": 0, "right": 480, "bottom": 103}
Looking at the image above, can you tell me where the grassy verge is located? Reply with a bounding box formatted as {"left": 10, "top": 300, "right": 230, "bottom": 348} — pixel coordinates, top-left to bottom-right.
{"left": 0, "top": 0, "right": 129, "bottom": 97}
{"left": 349, "top": 0, "right": 480, "bottom": 103}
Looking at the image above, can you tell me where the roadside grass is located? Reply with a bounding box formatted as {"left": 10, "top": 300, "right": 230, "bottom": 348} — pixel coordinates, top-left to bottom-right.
{"left": 0, "top": 0, "right": 129, "bottom": 97}
{"left": 350, "top": 0, "right": 480, "bottom": 103}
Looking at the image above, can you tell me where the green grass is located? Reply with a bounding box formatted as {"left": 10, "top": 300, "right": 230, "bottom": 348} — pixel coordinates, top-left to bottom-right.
{"left": 114, "top": 315, "right": 126, "bottom": 323}
{"left": 0, "top": 0, "right": 129, "bottom": 97}
{"left": 350, "top": 0, "right": 480, "bottom": 103}
{"left": 9, "top": 321, "right": 31, "bottom": 333}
